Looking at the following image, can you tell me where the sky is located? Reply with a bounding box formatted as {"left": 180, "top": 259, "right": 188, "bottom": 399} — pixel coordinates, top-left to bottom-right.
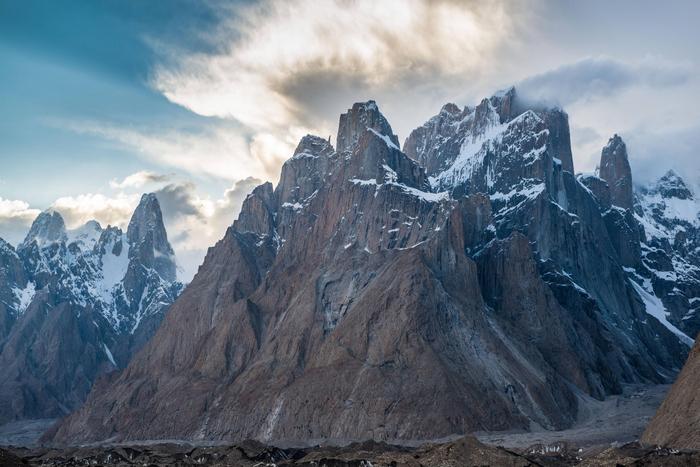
{"left": 1, "top": 0, "right": 699, "bottom": 280}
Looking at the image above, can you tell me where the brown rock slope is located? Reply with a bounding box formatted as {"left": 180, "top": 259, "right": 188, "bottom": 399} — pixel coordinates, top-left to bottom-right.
{"left": 642, "top": 339, "right": 700, "bottom": 448}
{"left": 49, "top": 95, "right": 689, "bottom": 444}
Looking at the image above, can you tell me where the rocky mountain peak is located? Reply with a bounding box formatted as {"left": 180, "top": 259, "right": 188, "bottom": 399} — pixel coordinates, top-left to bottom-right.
{"left": 46, "top": 94, "right": 695, "bottom": 446}
{"left": 126, "top": 193, "right": 176, "bottom": 282}
{"left": 336, "top": 100, "right": 399, "bottom": 153}
{"left": 655, "top": 169, "right": 693, "bottom": 200}
{"left": 20, "top": 210, "right": 67, "bottom": 249}
{"left": 94, "top": 225, "right": 125, "bottom": 256}
{"left": 234, "top": 182, "right": 276, "bottom": 237}
{"left": 439, "top": 102, "right": 464, "bottom": 117}
{"left": 488, "top": 86, "right": 519, "bottom": 123}
{"left": 599, "top": 134, "right": 634, "bottom": 210}
{"left": 293, "top": 134, "right": 333, "bottom": 157}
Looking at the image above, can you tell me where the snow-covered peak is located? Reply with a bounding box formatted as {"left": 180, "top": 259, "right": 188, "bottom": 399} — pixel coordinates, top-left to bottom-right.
{"left": 67, "top": 220, "right": 103, "bottom": 252}
{"left": 636, "top": 171, "right": 700, "bottom": 242}
{"left": 20, "top": 210, "right": 67, "bottom": 249}
{"left": 653, "top": 170, "right": 694, "bottom": 200}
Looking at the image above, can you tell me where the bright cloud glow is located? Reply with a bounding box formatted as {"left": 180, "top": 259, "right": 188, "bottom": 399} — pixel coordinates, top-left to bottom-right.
{"left": 153, "top": 0, "right": 516, "bottom": 129}
{"left": 0, "top": 198, "right": 43, "bottom": 246}
{"left": 51, "top": 193, "right": 140, "bottom": 230}
{"left": 110, "top": 171, "right": 172, "bottom": 189}
{"left": 0, "top": 198, "right": 41, "bottom": 221}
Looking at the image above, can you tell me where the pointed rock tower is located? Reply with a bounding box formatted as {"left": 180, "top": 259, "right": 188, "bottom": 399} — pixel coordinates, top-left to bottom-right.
{"left": 599, "top": 134, "right": 634, "bottom": 210}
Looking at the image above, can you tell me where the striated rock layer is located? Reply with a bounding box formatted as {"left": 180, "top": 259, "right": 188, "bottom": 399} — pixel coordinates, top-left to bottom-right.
{"left": 49, "top": 90, "right": 693, "bottom": 444}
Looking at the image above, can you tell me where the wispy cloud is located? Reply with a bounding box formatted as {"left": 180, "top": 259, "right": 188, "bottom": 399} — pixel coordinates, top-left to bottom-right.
{"left": 145, "top": 0, "right": 529, "bottom": 174}
{"left": 110, "top": 170, "right": 173, "bottom": 189}
{"left": 518, "top": 56, "right": 693, "bottom": 106}
{"left": 151, "top": 177, "right": 263, "bottom": 280}
{"left": 55, "top": 116, "right": 308, "bottom": 183}
{"left": 153, "top": 0, "right": 519, "bottom": 124}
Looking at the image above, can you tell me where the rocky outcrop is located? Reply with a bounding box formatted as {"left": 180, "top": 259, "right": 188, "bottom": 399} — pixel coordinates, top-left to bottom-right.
{"left": 0, "top": 194, "right": 181, "bottom": 424}
{"left": 336, "top": 100, "right": 398, "bottom": 153}
{"left": 48, "top": 92, "right": 693, "bottom": 445}
{"left": 643, "top": 338, "right": 700, "bottom": 448}
{"left": 0, "top": 239, "right": 29, "bottom": 344}
{"left": 126, "top": 193, "right": 176, "bottom": 282}
{"left": 599, "top": 134, "right": 634, "bottom": 210}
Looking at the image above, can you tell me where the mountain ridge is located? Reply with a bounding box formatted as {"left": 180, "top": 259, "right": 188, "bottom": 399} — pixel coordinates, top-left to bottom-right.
{"left": 0, "top": 193, "right": 182, "bottom": 424}
{"left": 47, "top": 88, "right": 696, "bottom": 444}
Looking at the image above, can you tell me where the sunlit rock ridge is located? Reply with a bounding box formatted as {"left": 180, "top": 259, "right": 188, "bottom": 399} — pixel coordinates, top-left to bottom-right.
{"left": 50, "top": 87, "right": 697, "bottom": 444}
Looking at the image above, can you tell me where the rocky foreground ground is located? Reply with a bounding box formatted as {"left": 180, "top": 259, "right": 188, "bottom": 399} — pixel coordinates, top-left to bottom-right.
{"left": 2, "top": 436, "right": 700, "bottom": 466}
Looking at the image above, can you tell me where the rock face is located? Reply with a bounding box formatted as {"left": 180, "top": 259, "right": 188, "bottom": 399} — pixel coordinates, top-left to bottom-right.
{"left": 643, "top": 337, "right": 700, "bottom": 448}
{"left": 0, "top": 194, "right": 181, "bottom": 424}
{"left": 632, "top": 170, "right": 700, "bottom": 339}
{"left": 50, "top": 90, "right": 693, "bottom": 444}
{"left": 599, "top": 134, "right": 634, "bottom": 210}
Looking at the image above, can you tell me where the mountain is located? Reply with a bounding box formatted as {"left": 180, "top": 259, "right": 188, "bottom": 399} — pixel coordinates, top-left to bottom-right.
{"left": 642, "top": 337, "right": 700, "bottom": 449}
{"left": 633, "top": 170, "right": 700, "bottom": 338}
{"left": 49, "top": 89, "right": 694, "bottom": 444}
{"left": 0, "top": 194, "right": 182, "bottom": 424}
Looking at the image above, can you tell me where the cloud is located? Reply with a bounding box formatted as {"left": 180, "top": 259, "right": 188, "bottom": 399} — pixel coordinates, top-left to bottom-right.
{"left": 153, "top": 0, "right": 518, "bottom": 127}
{"left": 518, "top": 56, "right": 693, "bottom": 107}
{"left": 110, "top": 171, "right": 172, "bottom": 189}
{"left": 151, "top": 177, "right": 262, "bottom": 280}
{"left": 625, "top": 124, "right": 700, "bottom": 189}
{"left": 0, "top": 176, "right": 262, "bottom": 281}
{"left": 57, "top": 117, "right": 297, "bottom": 182}
{"left": 50, "top": 193, "right": 140, "bottom": 230}
{"left": 141, "top": 0, "right": 530, "bottom": 176}
{"left": 0, "top": 198, "right": 41, "bottom": 245}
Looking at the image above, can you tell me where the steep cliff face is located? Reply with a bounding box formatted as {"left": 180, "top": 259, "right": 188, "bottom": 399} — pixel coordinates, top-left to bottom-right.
{"left": 0, "top": 239, "right": 30, "bottom": 344}
{"left": 49, "top": 91, "right": 691, "bottom": 444}
{"left": 0, "top": 194, "right": 181, "bottom": 424}
{"left": 599, "top": 135, "right": 634, "bottom": 210}
{"left": 643, "top": 338, "right": 700, "bottom": 448}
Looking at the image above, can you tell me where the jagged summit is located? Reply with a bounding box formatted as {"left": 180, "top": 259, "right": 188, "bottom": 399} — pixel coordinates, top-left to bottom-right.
{"left": 127, "top": 193, "right": 173, "bottom": 254}
{"left": 336, "top": 100, "right": 399, "bottom": 153}
{"left": 403, "top": 86, "right": 574, "bottom": 182}
{"left": 68, "top": 220, "right": 103, "bottom": 252}
{"left": 0, "top": 192, "right": 182, "bottom": 425}
{"left": 20, "top": 210, "right": 67, "bottom": 249}
{"left": 127, "top": 192, "right": 176, "bottom": 282}
{"left": 654, "top": 169, "right": 694, "bottom": 200}
{"left": 599, "top": 134, "right": 633, "bottom": 210}
{"left": 51, "top": 91, "right": 693, "bottom": 445}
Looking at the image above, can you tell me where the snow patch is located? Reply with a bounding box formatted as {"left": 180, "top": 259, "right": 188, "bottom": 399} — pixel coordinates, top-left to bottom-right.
{"left": 629, "top": 278, "right": 693, "bottom": 346}
{"left": 12, "top": 282, "right": 36, "bottom": 314}
{"left": 368, "top": 128, "right": 399, "bottom": 150}
{"left": 103, "top": 343, "right": 117, "bottom": 366}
